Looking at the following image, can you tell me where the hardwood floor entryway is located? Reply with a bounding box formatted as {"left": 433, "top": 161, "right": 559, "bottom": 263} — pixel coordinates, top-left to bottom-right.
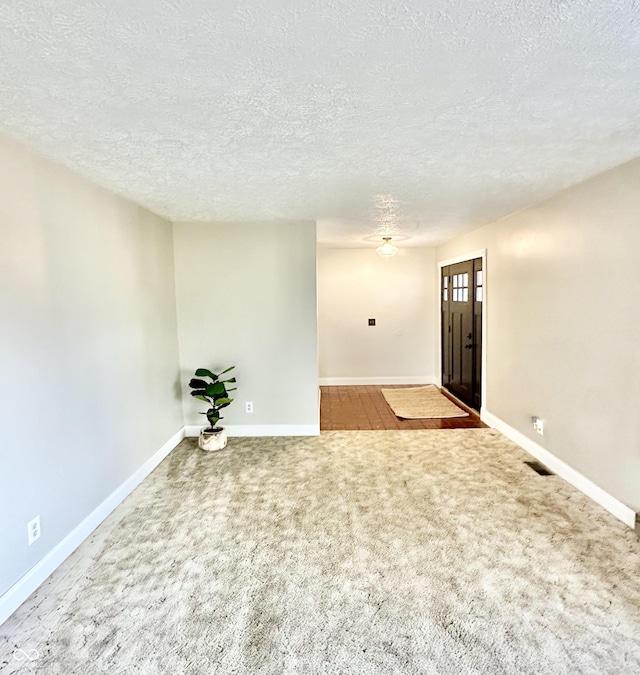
{"left": 320, "top": 385, "right": 487, "bottom": 430}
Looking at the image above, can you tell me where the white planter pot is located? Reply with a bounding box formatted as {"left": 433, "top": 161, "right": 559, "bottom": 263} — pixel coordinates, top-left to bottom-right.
{"left": 199, "top": 427, "right": 227, "bottom": 452}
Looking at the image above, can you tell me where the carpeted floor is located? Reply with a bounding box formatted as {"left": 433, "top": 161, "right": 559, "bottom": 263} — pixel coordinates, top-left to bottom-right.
{"left": 1, "top": 430, "right": 639, "bottom": 674}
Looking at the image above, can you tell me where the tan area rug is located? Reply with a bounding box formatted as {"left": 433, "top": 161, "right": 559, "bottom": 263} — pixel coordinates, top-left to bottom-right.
{"left": 381, "top": 384, "right": 469, "bottom": 418}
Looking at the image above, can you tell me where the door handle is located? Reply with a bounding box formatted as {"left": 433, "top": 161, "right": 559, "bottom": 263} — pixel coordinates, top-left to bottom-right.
{"left": 465, "top": 344, "right": 476, "bottom": 349}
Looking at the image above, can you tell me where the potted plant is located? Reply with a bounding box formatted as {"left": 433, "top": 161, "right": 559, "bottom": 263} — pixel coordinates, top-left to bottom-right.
{"left": 189, "top": 366, "right": 237, "bottom": 451}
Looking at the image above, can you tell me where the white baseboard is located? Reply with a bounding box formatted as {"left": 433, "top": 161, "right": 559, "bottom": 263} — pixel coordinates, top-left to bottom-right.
{"left": 481, "top": 410, "right": 636, "bottom": 529}
{"left": 0, "top": 427, "right": 186, "bottom": 627}
{"left": 184, "top": 424, "right": 320, "bottom": 437}
{"left": 319, "top": 376, "right": 437, "bottom": 386}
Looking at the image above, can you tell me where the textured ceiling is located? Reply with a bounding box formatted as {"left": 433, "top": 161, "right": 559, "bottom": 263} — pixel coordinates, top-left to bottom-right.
{"left": 1, "top": 1, "right": 640, "bottom": 247}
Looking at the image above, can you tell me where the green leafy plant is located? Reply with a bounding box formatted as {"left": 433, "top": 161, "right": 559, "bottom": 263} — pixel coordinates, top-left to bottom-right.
{"left": 189, "top": 366, "right": 237, "bottom": 431}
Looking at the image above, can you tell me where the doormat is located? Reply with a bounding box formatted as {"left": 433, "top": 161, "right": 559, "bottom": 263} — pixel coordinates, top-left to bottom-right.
{"left": 381, "top": 385, "right": 469, "bottom": 419}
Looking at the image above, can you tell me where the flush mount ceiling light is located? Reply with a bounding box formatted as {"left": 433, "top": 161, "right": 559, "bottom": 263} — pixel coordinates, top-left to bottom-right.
{"left": 376, "top": 237, "right": 398, "bottom": 258}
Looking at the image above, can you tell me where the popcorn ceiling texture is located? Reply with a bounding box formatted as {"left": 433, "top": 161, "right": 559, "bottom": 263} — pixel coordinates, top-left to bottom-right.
{"left": 1, "top": 1, "right": 640, "bottom": 245}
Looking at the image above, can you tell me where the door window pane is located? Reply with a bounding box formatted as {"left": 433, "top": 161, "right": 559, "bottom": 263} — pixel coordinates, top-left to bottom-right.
{"left": 451, "top": 270, "right": 470, "bottom": 302}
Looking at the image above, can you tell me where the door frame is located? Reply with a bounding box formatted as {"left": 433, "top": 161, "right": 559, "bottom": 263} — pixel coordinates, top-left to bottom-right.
{"left": 437, "top": 249, "right": 487, "bottom": 416}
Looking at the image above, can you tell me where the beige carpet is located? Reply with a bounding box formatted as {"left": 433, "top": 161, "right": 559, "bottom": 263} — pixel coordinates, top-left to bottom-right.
{"left": 382, "top": 385, "right": 469, "bottom": 418}
{"left": 1, "top": 430, "right": 639, "bottom": 674}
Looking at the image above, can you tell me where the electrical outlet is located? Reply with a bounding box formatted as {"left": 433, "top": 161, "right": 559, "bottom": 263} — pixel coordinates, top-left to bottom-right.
{"left": 246, "top": 401, "right": 254, "bottom": 414}
{"left": 27, "top": 516, "right": 41, "bottom": 545}
{"left": 531, "top": 416, "right": 544, "bottom": 436}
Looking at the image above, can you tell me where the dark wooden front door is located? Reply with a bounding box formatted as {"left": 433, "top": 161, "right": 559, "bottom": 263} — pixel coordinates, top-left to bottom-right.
{"left": 441, "top": 258, "right": 483, "bottom": 410}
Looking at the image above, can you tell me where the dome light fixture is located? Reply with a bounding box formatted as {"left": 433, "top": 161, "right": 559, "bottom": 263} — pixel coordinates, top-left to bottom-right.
{"left": 376, "top": 237, "right": 398, "bottom": 259}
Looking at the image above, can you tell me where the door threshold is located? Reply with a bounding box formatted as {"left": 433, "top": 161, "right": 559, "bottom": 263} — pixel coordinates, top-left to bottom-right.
{"left": 440, "top": 387, "right": 481, "bottom": 418}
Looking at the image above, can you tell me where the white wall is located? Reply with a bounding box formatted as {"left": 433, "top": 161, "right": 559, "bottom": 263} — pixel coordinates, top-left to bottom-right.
{"left": 0, "top": 136, "right": 183, "bottom": 598}
{"left": 317, "top": 247, "right": 437, "bottom": 383}
{"left": 437, "top": 157, "right": 640, "bottom": 513}
{"left": 173, "top": 221, "right": 319, "bottom": 432}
